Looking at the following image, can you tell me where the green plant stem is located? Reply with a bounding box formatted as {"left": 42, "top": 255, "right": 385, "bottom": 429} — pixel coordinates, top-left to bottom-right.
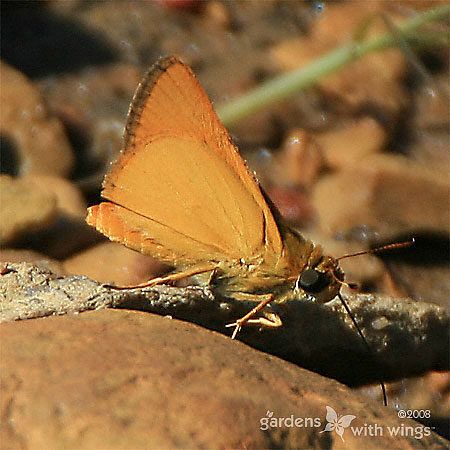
{"left": 217, "top": 4, "right": 450, "bottom": 127}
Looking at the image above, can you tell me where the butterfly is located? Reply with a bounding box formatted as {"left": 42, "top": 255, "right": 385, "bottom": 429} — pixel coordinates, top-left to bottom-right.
{"left": 86, "top": 56, "right": 346, "bottom": 339}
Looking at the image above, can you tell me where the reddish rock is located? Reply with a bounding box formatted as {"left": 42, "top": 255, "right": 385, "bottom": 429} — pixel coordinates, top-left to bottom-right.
{"left": 267, "top": 186, "right": 315, "bottom": 226}
{"left": 1, "top": 309, "right": 447, "bottom": 449}
{"left": 155, "top": 0, "right": 203, "bottom": 12}
{"left": 64, "top": 241, "right": 168, "bottom": 286}
{"left": 0, "top": 62, "right": 74, "bottom": 177}
{"left": 312, "top": 154, "right": 449, "bottom": 241}
{"left": 0, "top": 175, "right": 57, "bottom": 246}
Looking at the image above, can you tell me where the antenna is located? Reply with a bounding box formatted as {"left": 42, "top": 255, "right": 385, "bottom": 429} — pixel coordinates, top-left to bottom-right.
{"left": 337, "top": 292, "right": 388, "bottom": 406}
{"left": 337, "top": 239, "right": 415, "bottom": 262}
{"left": 333, "top": 239, "right": 415, "bottom": 406}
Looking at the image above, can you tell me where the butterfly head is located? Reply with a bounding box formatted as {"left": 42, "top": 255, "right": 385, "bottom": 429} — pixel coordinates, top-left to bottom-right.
{"left": 295, "top": 251, "right": 345, "bottom": 304}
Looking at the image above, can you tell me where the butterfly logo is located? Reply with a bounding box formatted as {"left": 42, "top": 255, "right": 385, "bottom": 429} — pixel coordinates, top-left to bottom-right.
{"left": 320, "top": 406, "right": 356, "bottom": 442}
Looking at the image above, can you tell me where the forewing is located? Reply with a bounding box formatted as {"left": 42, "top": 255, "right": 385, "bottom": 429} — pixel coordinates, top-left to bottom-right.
{"left": 96, "top": 57, "right": 283, "bottom": 263}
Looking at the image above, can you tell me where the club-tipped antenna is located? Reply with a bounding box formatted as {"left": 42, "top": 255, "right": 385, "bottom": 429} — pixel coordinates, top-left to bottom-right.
{"left": 337, "top": 239, "right": 415, "bottom": 262}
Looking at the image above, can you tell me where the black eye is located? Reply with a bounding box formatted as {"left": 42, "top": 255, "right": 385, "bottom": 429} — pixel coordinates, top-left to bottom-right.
{"left": 297, "top": 269, "right": 328, "bottom": 293}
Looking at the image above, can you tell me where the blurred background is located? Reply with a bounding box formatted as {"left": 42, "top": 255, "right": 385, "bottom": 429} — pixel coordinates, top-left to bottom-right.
{"left": 1, "top": 0, "right": 449, "bottom": 438}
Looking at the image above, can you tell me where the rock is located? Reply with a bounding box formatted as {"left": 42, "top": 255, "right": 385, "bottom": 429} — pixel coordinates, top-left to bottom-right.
{"left": 226, "top": 106, "right": 280, "bottom": 147}
{"left": 155, "top": 0, "right": 204, "bottom": 12}
{"left": 1, "top": 263, "right": 448, "bottom": 386}
{"left": 267, "top": 186, "right": 314, "bottom": 226}
{"left": 356, "top": 370, "right": 450, "bottom": 439}
{"left": 272, "top": 129, "right": 325, "bottom": 188}
{"left": 39, "top": 64, "right": 141, "bottom": 175}
{"left": 64, "top": 241, "right": 168, "bottom": 286}
{"left": 204, "top": 0, "right": 231, "bottom": 29}
{"left": 413, "top": 75, "right": 449, "bottom": 131}
{"left": 0, "top": 62, "right": 74, "bottom": 177}
{"left": 1, "top": 309, "right": 447, "bottom": 449}
{"left": 312, "top": 154, "right": 449, "bottom": 241}
{"left": 0, "top": 173, "right": 97, "bottom": 258}
{"left": 0, "top": 175, "right": 99, "bottom": 259}
{"left": 388, "top": 372, "right": 450, "bottom": 422}
{"left": 409, "top": 76, "right": 449, "bottom": 175}
{"left": 315, "top": 117, "right": 387, "bottom": 170}
{"left": 410, "top": 127, "right": 450, "bottom": 177}
{"left": 24, "top": 174, "right": 87, "bottom": 218}
{"left": 0, "top": 249, "right": 66, "bottom": 276}
{"left": 0, "top": 263, "right": 110, "bottom": 323}
{"left": 25, "top": 216, "right": 103, "bottom": 260}
{"left": 382, "top": 259, "right": 450, "bottom": 309}
{"left": 379, "top": 268, "right": 410, "bottom": 299}
{"left": 0, "top": 175, "right": 57, "bottom": 246}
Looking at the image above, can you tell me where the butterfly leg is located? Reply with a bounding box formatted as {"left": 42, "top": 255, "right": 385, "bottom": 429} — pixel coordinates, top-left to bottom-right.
{"left": 104, "top": 261, "right": 219, "bottom": 290}
{"left": 244, "top": 312, "right": 282, "bottom": 328}
{"left": 207, "top": 267, "right": 221, "bottom": 286}
{"left": 226, "top": 293, "right": 281, "bottom": 339}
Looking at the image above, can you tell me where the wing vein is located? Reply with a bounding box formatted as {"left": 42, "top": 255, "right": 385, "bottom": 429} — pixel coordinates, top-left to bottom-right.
{"left": 107, "top": 199, "right": 225, "bottom": 255}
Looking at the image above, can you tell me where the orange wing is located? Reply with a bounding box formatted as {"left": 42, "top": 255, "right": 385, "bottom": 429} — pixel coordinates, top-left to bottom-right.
{"left": 87, "top": 57, "right": 283, "bottom": 267}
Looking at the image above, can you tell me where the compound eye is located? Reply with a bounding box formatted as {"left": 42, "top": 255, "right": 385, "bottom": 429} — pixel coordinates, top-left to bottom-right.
{"left": 297, "top": 269, "right": 328, "bottom": 293}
